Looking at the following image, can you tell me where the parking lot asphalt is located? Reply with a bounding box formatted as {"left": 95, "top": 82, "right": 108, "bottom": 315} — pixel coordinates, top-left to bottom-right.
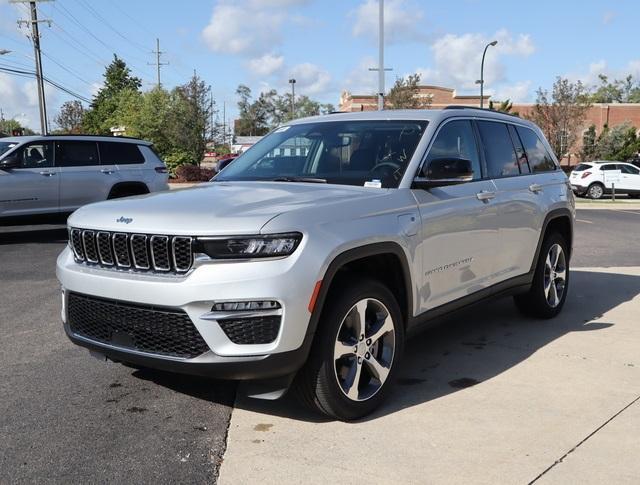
{"left": 1, "top": 208, "right": 639, "bottom": 483}
{"left": 0, "top": 222, "right": 235, "bottom": 484}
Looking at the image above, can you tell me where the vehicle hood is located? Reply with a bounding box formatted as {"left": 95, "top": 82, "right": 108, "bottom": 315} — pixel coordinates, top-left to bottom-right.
{"left": 68, "top": 181, "right": 390, "bottom": 235}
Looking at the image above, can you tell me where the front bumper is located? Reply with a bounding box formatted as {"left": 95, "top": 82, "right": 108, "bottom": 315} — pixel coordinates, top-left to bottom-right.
{"left": 63, "top": 321, "right": 309, "bottom": 380}
{"left": 57, "top": 245, "right": 320, "bottom": 379}
{"left": 570, "top": 183, "right": 587, "bottom": 195}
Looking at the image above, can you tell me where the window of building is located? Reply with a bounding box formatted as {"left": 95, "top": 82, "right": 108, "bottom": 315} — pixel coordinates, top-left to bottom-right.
{"left": 477, "top": 121, "right": 519, "bottom": 178}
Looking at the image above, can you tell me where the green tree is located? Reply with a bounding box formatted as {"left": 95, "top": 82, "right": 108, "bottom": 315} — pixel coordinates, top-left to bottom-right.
{"left": 593, "top": 123, "right": 639, "bottom": 161}
{"left": 386, "top": 74, "right": 430, "bottom": 109}
{"left": 590, "top": 74, "right": 640, "bottom": 103}
{"left": 53, "top": 100, "right": 85, "bottom": 133}
{"left": 83, "top": 55, "right": 142, "bottom": 134}
{"left": 0, "top": 118, "right": 35, "bottom": 135}
{"left": 526, "top": 77, "right": 591, "bottom": 158}
{"left": 489, "top": 99, "right": 519, "bottom": 116}
{"left": 580, "top": 124, "right": 597, "bottom": 162}
{"left": 235, "top": 84, "right": 270, "bottom": 136}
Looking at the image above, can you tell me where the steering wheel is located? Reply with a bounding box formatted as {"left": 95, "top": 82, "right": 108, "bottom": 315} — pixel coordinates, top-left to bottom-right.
{"left": 369, "top": 161, "right": 402, "bottom": 180}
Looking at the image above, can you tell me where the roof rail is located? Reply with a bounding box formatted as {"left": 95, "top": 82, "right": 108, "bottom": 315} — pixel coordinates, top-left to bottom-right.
{"left": 37, "top": 133, "right": 145, "bottom": 140}
{"left": 444, "top": 105, "right": 521, "bottom": 118}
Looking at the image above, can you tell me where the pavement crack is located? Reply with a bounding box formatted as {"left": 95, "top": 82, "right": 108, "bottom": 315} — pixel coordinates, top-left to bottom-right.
{"left": 528, "top": 394, "right": 640, "bottom": 484}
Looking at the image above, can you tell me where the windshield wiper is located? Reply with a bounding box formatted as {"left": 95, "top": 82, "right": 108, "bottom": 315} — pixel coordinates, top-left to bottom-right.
{"left": 270, "top": 176, "right": 327, "bottom": 183}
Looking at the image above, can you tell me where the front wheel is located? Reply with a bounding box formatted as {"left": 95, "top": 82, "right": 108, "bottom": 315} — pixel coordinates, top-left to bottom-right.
{"left": 514, "top": 232, "right": 569, "bottom": 319}
{"left": 587, "top": 183, "right": 604, "bottom": 199}
{"left": 295, "top": 278, "right": 404, "bottom": 421}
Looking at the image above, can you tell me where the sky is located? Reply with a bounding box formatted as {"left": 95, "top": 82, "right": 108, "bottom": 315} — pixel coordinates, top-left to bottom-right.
{"left": 0, "top": 0, "right": 639, "bottom": 132}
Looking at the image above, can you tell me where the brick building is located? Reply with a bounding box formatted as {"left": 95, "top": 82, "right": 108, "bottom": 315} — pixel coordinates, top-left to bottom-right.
{"left": 339, "top": 85, "right": 640, "bottom": 163}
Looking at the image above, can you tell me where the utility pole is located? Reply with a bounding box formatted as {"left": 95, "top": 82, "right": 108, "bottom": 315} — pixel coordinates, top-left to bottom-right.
{"left": 13, "top": 0, "right": 52, "bottom": 135}
{"left": 222, "top": 101, "right": 226, "bottom": 148}
{"left": 148, "top": 38, "right": 168, "bottom": 88}
{"left": 368, "top": 0, "right": 391, "bottom": 111}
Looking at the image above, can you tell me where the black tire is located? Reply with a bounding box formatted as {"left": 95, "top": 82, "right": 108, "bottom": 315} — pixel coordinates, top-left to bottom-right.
{"left": 587, "top": 183, "right": 604, "bottom": 199}
{"left": 294, "top": 277, "right": 405, "bottom": 421}
{"left": 514, "top": 232, "right": 570, "bottom": 319}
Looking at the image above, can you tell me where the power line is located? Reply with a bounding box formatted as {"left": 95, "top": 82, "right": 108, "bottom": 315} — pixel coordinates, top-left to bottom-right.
{"left": 0, "top": 64, "right": 91, "bottom": 103}
{"left": 41, "top": 50, "right": 94, "bottom": 87}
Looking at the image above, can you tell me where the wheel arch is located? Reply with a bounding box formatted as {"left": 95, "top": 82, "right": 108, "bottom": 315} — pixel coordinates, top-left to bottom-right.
{"left": 107, "top": 181, "right": 150, "bottom": 199}
{"left": 530, "top": 208, "right": 574, "bottom": 272}
{"left": 307, "top": 243, "right": 413, "bottom": 340}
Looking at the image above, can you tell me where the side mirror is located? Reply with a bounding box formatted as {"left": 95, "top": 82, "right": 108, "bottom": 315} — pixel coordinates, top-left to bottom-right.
{"left": 414, "top": 157, "right": 474, "bottom": 189}
{"left": 0, "top": 152, "right": 20, "bottom": 170}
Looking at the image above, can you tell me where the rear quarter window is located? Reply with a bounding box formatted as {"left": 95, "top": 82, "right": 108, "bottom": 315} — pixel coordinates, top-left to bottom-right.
{"left": 99, "top": 141, "right": 145, "bottom": 165}
{"left": 516, "top": 126, "right": 557, "bottom": 172}
{"left": 573, "top": 164, "right": 592, "bottom": 172}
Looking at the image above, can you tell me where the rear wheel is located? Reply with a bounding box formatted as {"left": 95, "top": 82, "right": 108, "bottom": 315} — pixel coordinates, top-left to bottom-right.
{"left": 514, "top": 232, "right": 569, "bottom": 319}
{"left": 108, "top": 184, "right": 149, "bottom": 199}
{"left": 587, "top": 183, "right": 604, "bottom": 199}
{"left": 295, "top": 278, "right": 404, "bottom": 421}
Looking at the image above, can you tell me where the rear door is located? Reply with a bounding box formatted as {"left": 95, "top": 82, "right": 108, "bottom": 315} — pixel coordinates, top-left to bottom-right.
{"left": 476, "top": 121, "right": 546, "bottom": 282}
{"left": 0, "top": 141, "right": 59, "bottom": 216}
{"left": 99, "top": 141, "right": 145, "bottom": 182}
{"left": 57, "top": 140, "right": 113, "bottom": 211}
{"left": 413, "top": 118, "right": 500, "bottom": 311}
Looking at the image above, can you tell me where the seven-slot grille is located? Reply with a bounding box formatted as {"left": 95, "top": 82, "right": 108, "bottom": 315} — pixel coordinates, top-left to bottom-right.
{"left": 70, "top": 228, "right": 193, "bottom": 274}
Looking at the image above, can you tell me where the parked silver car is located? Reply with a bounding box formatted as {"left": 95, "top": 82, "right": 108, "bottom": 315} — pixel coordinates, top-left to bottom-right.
{"left": 57, "top": 108, "right": 574, "bottom": 420}
{"left": 0, "top": 135, "right": 168, "bottom": 218}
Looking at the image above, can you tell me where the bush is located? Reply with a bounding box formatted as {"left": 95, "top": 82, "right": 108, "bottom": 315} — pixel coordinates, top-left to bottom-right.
{"left": 164, "top": 149, "right": 194, "bottom": 176}
{"left": 174, "top": 164, "right": 215, "bottom": 182}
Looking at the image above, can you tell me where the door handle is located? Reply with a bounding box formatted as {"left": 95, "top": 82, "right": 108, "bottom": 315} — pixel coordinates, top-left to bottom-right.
{"left": 476, "top": 190, "right": 496, "bottom": 202}
{"left": 39, "top": 171, "right": 56, "bottom": 177}
{"left": 529, "top": 183, "right": 543, "bottom": 193}
{"left": 100, "top": 169, "right": 114, "bottom": 174}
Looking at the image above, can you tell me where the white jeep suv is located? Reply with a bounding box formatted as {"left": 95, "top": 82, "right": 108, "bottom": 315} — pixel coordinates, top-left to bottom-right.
{"left": 57, "top": 108, "right": 574, "bottom": 420}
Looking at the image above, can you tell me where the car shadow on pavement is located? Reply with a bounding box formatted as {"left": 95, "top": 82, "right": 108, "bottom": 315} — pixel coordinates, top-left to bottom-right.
{"left": 230, "top": 269, "right": 640, "bottom": 422}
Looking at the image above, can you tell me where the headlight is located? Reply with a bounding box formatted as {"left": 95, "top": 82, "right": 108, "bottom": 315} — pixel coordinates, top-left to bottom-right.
{"left": 195, "top": 233, "right": 302, "bottom": 259}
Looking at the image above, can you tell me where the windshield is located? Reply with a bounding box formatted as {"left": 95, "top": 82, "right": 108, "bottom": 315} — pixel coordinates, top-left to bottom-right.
{"left": 216, "top": 119, "right": 428, "bottom": 188}
{"left": 0, "top": 141, "right": 18, "bottom": 158}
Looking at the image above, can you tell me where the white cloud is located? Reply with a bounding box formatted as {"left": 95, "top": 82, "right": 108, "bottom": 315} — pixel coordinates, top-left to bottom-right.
{"left": 288, "top": 62, "right": 332, "bottom": 96}
{"left": 248, "top": 0, "right": 310, "bottom": 6}
{"left": 201, "top": 4, "right": 285, "bottom": 56}
{"left": 417, "top": 29, "right": 535, "bottom": 91}
{"left": 342, "top": 56, "right": 378, "bottom": 94}
{"left": 602, "top": 11, "right": 616, "bottom": 25}
{"left": 0, "top": 73, "right": 58, "bottom": 132}
{"left": 352, "top": 0, "right": 425, "bottom": 43}
{"left": 493, "top": 81, "right": 532, "bottom": 103}
{"left": 247, "top": 54, "right": 285, "bottom": 77}
{"left": 567, "top": 59, "right": 640, "bottom": 88}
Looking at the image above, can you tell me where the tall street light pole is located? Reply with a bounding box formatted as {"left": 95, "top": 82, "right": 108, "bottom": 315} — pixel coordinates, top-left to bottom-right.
{"left": 288, "top": 78, "right": 296, "bottom": 119}
{"left": 377, "top": 0, "right": 384, "bottom": 110}
{"left": 477, "top": 40, "right": 497, "bottom": 109}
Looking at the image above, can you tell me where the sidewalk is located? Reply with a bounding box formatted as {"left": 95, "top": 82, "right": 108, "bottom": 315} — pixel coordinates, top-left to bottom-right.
{"left": 218, "top": 267, "right": 640, "bottom": 485}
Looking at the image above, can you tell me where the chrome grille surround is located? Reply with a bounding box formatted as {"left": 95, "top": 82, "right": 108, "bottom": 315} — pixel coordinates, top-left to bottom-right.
{"left": 69, "top": 228, "right": 193, "bottom": 274}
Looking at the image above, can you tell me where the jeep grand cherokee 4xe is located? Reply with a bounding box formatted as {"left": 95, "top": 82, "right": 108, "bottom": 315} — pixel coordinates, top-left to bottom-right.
{"left": 57, "top": 108, "right": 574, "bottom": 420}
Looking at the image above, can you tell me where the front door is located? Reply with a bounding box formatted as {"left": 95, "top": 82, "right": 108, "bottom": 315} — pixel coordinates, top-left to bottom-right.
{"left": 617, "top": 164, "right": 640, "bottom": 193}
{"left": 412, "top": 119, "right": 500, "bottom": 312}
{"left": 0, "top": 141, "right": 59, "bottom": 217}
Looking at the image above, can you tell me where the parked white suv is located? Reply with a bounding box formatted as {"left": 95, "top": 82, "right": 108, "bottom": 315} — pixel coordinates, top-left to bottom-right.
{"left": 0, "top": 135, "right": 169, "bottom": 218}
{"left": 57, "top": 108, "right": 574, "bottom": 420}
{"left": 569, "top": 161, "right": 640, "bottom": 199}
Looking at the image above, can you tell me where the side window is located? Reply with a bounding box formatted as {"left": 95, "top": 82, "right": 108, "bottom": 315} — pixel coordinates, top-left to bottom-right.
{"left": 18, "top": 142, "right": 54, "bottom": 168}
{"left": 507, "top": 124, "right": 531, "bottom": 174}
{"left": 619, "top": 164, "right": 639, "bottom": 175}
{"left": 516, "top": 126, "right": 557, "bottom": 172}
{"left": 55, "top": 141, "right": 99, "bottom": 167}
{"left": 99, "top": 142, "right": 145, "bottom": 165}
{"left": 601, "top": 164, "right": 617, "bottom": 171}
{"left": 476, "top": 121, "right": 519, "bottom": 178}
{"left": 425, "top": 120, "right": 482, "bottom": 180}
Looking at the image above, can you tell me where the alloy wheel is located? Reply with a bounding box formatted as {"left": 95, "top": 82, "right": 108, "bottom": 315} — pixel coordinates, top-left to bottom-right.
{"left": 333, "top": 298, "right": 396, "bottom": 402}
{"left": 544, "top": 243, "right": 567, "bottom": 308}
{"left": 589, "top": 184, "right": 603, "bottom": 199}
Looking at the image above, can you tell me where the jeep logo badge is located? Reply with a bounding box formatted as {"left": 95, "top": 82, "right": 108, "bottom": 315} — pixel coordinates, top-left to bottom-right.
{"left": 116, "top": 216, "right": 133, "bottom": 224}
